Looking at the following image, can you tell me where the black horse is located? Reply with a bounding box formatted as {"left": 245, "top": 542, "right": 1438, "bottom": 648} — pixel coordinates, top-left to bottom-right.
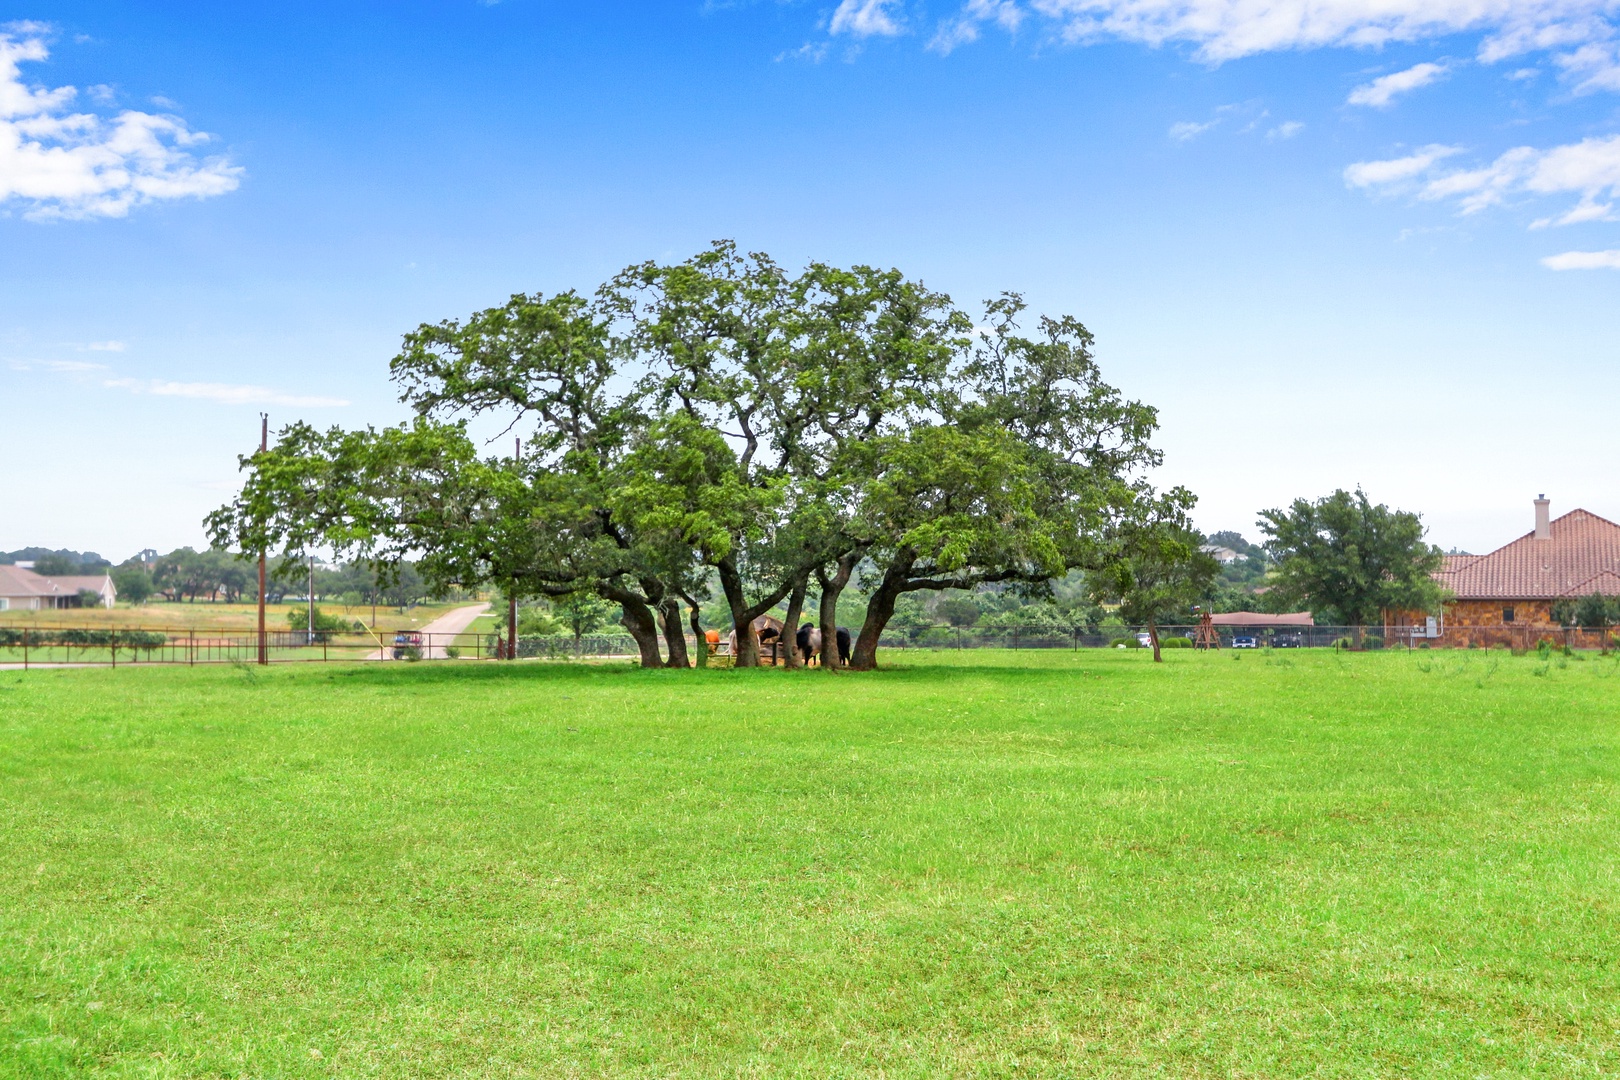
{"left": 795, "top": 624, "right": 852, "bottom": 666}
{"left": 795, "top": 623, "right": 820, "bottom": 664}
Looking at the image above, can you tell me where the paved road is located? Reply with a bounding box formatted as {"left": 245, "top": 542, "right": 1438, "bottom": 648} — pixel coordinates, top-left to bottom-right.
{"left": 369, "top": 602, "right": 490, "bottom": 660}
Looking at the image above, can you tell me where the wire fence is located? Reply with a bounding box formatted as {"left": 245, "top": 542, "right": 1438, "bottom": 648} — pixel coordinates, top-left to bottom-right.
{"left": 0, "top": 627, "right": 495, "bottom": 668}
{"left": 2, "top": 620, "right": 1613, "bottom": 669}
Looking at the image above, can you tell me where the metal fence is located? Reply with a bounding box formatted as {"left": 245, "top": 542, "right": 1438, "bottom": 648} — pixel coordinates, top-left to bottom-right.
{"left": 2, "top": 620, "right": 1612, "bottom": 669}
{"left": 0, "top": 626, "right": 499, "bottom": 668}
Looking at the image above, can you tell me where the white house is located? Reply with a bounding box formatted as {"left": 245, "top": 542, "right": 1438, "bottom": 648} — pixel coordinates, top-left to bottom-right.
{"left": 0, "top": 565, "right": 117, "bottom": 611}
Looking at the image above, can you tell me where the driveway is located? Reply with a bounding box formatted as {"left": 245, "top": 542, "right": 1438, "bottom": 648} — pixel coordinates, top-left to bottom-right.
{"left": 370, "top": 602, "right": 491, "bottom": 660}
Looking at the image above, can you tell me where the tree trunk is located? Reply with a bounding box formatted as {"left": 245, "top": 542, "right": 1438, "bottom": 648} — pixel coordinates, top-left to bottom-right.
{"left": 598, "top": 583, "right": 663, "bottom": 669}
{"left": 1352, "top": 623, "right": 1365, "bottom": 650}
{"left": 1148, "top": 618, "right": 1162, "bottom": 663}
{"left": 658, "top": 596, "right": 690, "bottom": 668}
{"left": 714, "top": 555, "right": 797, "bottom": 669}
{"left": 851, "top": 555, "right": 913, "bottom": 671}
{"left": 781, "top": 573, "right": 809, "bottom": 670}
{"left": 716, "top": 558, "right": 760, "bottom": 667}
{"left": 818, "top": 551, "right": 859, "bottom": 672}
{"left": 685, "top": 595, "right": 708, "bottom": 669}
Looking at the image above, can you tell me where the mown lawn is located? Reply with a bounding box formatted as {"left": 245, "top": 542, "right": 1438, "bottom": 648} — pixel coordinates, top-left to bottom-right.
{"left": 1, "top": 648, "right": 1617, "bottom": 1077}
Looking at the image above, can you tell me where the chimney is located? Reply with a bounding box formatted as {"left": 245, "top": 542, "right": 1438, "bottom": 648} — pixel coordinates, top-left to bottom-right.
{"left": 1534, "top": 494, "right": 1551, "bottom": 540}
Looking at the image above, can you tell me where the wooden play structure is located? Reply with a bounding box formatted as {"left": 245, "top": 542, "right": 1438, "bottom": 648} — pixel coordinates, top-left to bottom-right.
{"left": 706, "top": 615, "right": 789, "bottom": 665}
{"left": 1193, "top": 609, "right": 1220, "bottom": 650}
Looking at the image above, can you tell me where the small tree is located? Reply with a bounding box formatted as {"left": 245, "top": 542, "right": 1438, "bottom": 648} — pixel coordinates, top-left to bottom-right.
{"left": 111, "top": 562, "right": 154, "bottom": 604}
{"left": 1089, "top": 516, "right": 1218, "bottom": 662}
{"left": 556, "top": 590, "right": 614, "bottom": 657}
{"left": 1259, "top": 487, "right": 1444, "bottom": 646}
{"left": 1552, "top": 592, "right": 1620, "bottom": 653}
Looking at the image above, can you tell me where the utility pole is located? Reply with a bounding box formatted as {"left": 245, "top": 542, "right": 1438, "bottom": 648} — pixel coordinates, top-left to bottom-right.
{"left": 508, "top": 436, "right": 521, "bottom": 660}
{"left": 257, "top": 413, "right": 269, "bottom": 665}
{"left": 307, "top": 552, "right": 315, "bottom": 646}
{"left": 508, "top": 592, "right": 518, "bottom": 660}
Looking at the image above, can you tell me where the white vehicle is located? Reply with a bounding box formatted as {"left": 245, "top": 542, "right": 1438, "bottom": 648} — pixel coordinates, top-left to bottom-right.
{"left": 1136, "top": 632, "right": 1153, "bottom": 647}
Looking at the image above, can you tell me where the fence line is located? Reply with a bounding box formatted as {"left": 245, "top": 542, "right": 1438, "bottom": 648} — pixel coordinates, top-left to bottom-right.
{"left": 2, "top": 619, "right": 1612, "bottom": 669}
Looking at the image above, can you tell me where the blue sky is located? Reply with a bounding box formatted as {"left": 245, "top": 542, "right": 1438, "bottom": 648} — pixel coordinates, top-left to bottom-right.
{"left": 4, "top": 0, "right": 1619, "bottom": 560}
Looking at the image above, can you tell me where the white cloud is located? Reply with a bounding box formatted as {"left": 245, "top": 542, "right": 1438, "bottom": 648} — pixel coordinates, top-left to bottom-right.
{"left": 1267, "top": 120, "right": 1305, "bottom": 140}
{"left": 830, "top": 0, "right": 904, "bottom": 38}
{"left": 85, "top": 339, "right": 125, "bottom": 351}
{"left": 1348, "top": 61, "right": 1450, "bottom": 107}
{"left": 20, "top": 349, "right": 346, "bottom": 406}
{"left": 1541, "top": 248, "right": 1620, "bottom": 268}
{"left": 1344, "top": 144, "right": 1461, "bottom": 187}
{"left": 899, "top": 1, "right": 1620, "bottom": 90}
{"left": 932, "top": 0, "right": 1023, "bottom": 52}
{"left": 776, "top": 41, "right": 830, "bottom": 62}
{"left": 1574, "top": 44, "right": 1620, "bottom": 91}
{"left": 0, "top": 27, "right": 242, "bottom": 220}
{"left": 104, "top": 378, "right": 349, "bottom": 408}
{"left": 1529, "top": 196, "right": 1615, "bottom": 226}
{"left": 1347, "top": 134, "right": 1620, "bottom": 218}
{"left": 1168, "top": 118, "right": 1217, "bottom": 141}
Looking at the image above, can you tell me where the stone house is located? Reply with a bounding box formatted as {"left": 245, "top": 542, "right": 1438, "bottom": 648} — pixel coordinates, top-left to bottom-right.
{"left": 1393, "top": 497, "right": 1620, "bottom": 647}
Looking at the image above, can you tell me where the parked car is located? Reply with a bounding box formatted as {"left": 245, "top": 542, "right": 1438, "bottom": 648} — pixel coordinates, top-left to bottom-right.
{"left": 1231, "top": 634, "right": 1258, "bottom": 649}
{"left": 1136, "top": 632, "right": 1153, "bottom": 647}
{"left": 1273, "top": 633, "right": 1303, "bottom": 648}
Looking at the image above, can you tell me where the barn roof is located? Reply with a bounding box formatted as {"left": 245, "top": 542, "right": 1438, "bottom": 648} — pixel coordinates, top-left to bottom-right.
{"left": 1209, "top": 611, "right": 1314, "bottom": 626}
{"left": 1436, "top": 509, "right": 1620, "bottom": 600}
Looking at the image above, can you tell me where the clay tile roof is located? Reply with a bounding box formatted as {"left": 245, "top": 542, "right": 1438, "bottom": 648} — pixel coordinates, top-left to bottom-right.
{"left": 1435, "top": 509, "right": 1620, "bottom": 600}
{"left": 1210, "top": 611, "right": 1314, "bottom": 626}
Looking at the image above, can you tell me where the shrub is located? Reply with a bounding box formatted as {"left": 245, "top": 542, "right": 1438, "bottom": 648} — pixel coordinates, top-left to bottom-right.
{"left": 1160, "top": 637, "right": 1191, "bottom": 649}
{"left": 287, "top": 606, "right": 354, "bottom": 635}
{"left": 1108, "top": 636, "right": 1145, "bottom": 649}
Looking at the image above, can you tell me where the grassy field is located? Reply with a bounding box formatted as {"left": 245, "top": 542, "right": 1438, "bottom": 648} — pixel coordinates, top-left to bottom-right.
{"left": 2, "top": 649, "right": 1617, "bottom": 1077}
{"left": 0, "top": 601, "right": 473, "bottom": 634}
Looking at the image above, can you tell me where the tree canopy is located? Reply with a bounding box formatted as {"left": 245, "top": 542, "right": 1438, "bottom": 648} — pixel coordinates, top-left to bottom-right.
{"left": 1258, "top": 487, "right": 1445, "bottom": 632}
{"left": 1087, "top": 505, "right": 1218, "bottom": 661}
{"left": 207, "top": 242, "right": 1183, "bottom": 669}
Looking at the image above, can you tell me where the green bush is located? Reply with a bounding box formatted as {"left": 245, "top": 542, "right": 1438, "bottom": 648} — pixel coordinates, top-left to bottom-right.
{"left": 1108, "top": 636, "right": 1145, "bottom": 649}
{"left": 1160, "top": 636, "right": 1192, "bottom": 649}
{"left": 287, "top": 606, "right": 354, "bottom": 635}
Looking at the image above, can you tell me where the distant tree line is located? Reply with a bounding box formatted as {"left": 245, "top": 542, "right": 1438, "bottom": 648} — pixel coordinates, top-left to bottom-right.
{"left": 0, "top": 549, "right": 111, "bottom": 573}
{"left": 97, "top": 550, "right": 432, "bottom": 609}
